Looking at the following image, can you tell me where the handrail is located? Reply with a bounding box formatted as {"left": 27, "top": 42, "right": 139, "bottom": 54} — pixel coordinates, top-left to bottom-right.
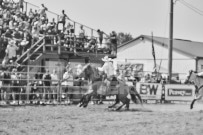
{"left": 16, "top": 36, "right": 45, "bottom": 63}
{"left": 23, "top": 42, "right": 45, "bottom": 63}
{"left": 24, "top": 1, "right": 109, "bottom": 37}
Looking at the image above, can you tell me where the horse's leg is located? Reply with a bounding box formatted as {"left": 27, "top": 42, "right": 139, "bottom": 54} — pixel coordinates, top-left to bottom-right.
{"left": 124, "top": 98, "right": 130, "bottom": 110}
{"left": 190, "top": 99, "right": 196, "bottom": 109}
{"left": 115, "top": 103, "right": 125, "bottom": 111}
{"left": 108, "top": 95, "right": 119, "bottom": 108}
{"left": 83, "top": 94, "right": 92, "bottom": 108}
{"left": 190, "top": 95, "right": 202, "bottom": 109}
{"left": 136, "top": 94, "right": 143, "bottom": 106}
{"left": 78, "top": 94, "right": 85, "bottom": 107}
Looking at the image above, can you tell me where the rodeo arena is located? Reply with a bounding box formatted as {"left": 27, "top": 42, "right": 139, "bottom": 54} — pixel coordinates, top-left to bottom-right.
{"left": 0, "top": 0, "right": 203, "bottom": 135}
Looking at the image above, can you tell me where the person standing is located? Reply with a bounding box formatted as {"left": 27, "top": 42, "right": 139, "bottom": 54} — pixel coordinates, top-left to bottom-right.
{"left": 42, "top": 69, "right": 51, "bottom": 103}
{"left": 109, "top": 31, "right": 117, "bottom": 56}
{"left": 58, "top": 10, "right": 70, "bottom": 31}
{"left": 51, "top": 69, "right": 59, "bottom": 103}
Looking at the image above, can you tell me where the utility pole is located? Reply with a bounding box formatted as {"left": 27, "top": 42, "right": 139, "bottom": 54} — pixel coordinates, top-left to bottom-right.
{"left": 168, "top": 0, "right": 174, "bottom": 83}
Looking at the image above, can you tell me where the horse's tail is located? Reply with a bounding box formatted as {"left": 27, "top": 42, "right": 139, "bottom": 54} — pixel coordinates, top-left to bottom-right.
{"left": 130, "top": 87, "right": 143, "bottom": 105}
{"left": 130, "top": 93, "right": 143, "bottom": 105}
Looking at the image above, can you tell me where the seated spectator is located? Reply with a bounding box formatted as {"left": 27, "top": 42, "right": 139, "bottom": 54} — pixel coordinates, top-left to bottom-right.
{"left": 4, "top": 29, "right": 12, "bottom": 39}
{"left": 85, "top": 38, "right": 97, "bottom": 52}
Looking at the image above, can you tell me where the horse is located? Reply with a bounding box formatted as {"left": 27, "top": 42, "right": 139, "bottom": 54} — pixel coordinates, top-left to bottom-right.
{"left": 77, "top": 64, "right": 143, "bottom": 111}
{"left": 186, "top": 70, "right": 203, "bottom": 109}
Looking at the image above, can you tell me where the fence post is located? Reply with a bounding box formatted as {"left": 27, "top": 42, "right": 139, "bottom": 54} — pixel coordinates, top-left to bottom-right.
{"left": 26, "top": 49, "right": 30, "bottom": 104}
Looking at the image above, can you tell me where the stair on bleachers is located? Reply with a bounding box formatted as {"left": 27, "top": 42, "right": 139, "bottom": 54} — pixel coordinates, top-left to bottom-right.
{"left": 16, "top": 37, "right": 45, "bottom": 65}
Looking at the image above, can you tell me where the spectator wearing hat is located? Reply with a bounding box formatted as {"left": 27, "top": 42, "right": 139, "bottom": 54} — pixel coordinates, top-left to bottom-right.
{"left": 5, "top": 40, "right": 19, "bottom": 61}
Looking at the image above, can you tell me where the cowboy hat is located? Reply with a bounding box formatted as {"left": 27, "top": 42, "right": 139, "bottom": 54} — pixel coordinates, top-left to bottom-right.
{"left": 101, "top": 56, "right": 112, "bottom": 62}
{"left": 9, "top": 40, "right": 16, "bottom": 45}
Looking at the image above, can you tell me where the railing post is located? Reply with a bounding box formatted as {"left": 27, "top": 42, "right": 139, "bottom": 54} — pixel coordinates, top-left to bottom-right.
{"left": 91, "top": 29, "right": 93, "bottom": 39}
{"left": 43, "top": 38, "right": 46, "bottom": 53}
{"left": 58, "top": 35, "right": 61, "bottom": 55}
{"left": 73, "top": 22, "right": 76, "bottom": 54}
{"left": 25, "top": 2, "right": 28, "bottom": 14}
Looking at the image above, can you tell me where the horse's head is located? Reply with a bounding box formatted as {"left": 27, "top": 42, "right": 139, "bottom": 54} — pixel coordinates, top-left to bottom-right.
{"left": 185, "top": 70, "right": 196, "bottom": 84}
{"left": 78, "top": 64, "right": 101, "bottom": 81}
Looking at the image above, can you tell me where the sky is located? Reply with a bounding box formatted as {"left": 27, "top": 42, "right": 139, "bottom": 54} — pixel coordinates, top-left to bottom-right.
{"left": 26, "top": 0, "right": 203, "bottom": 42}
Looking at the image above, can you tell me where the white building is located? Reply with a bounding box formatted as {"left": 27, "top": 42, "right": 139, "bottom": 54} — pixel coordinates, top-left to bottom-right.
{"left": 115, "top": 35, "right": 203, "bottom": 80}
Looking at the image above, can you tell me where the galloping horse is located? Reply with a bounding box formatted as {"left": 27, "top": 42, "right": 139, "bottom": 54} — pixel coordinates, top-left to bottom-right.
{"left": 186, "top": 70, "right": 203, "bottom": 109}
{"left": 78, "top": 64, "right": 143, "bottom": 110}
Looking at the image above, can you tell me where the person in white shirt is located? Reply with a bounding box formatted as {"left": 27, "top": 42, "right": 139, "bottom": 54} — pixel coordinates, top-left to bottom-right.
{"left": 51, "top": 69, "right": 59, "bottom": 102}
{"left": 5, "top": 40, "right": 18, "bottom": 61}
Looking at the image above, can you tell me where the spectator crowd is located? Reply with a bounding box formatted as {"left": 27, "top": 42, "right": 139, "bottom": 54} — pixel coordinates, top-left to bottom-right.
{"left": 0, "top": 0, "right": 119, "bottom": 105}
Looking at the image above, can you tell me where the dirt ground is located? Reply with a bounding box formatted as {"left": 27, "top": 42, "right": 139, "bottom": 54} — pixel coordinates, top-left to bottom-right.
{"left": 0, "top": 102, "right": 203, "bottom": 135}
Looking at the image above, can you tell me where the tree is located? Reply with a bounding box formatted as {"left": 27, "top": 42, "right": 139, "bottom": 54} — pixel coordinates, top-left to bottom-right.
{"left": 117, "top": 32, "right": 133, "bottom": 45}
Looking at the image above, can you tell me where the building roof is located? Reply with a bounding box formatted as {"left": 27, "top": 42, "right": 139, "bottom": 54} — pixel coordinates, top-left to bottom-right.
{"left": 118, "top": 35, "right": 203, "bottom": 59}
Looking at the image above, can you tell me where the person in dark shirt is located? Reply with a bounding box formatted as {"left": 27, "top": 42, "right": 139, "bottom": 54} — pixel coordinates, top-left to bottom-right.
{"left": 1, "top": 68, "right": 11, "bottom": 103}
{"left": 43, "top": 69, "right": 51, "bottom": 103}
{"left": 109, "top": 31, "right": 117, "bottom": 56}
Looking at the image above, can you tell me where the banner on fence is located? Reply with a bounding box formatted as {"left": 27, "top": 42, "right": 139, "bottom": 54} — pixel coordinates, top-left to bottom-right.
{"left": 136, "top": 83, "right": 162, "bottom": 100}
{"left": 164, "top": 84, "right": 195, "bottom": 101}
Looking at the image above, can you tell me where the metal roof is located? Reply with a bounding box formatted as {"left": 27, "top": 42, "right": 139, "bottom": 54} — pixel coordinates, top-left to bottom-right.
{"left": 118, "top": 35, "right": 203, "bottom": 59}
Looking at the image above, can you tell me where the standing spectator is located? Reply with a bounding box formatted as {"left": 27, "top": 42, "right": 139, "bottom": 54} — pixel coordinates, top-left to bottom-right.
{"left": 1, "top": 68, "right": 11, "bottom": 104}
{"left": 10, "top": 68, "right": 19, "bottom": 104}
{"left": 18, "top": 0, "right": 24, "bottom": 12}
{"left": 38, "top": 4, "right": 48, "bottom": 19}
{"left": 61, "top": 67, "right": 73, "bottom": 104}
{"left": 51, "top": 69, "right": 59, "bottom": 103}
{"left": 109, "top": 31, "right": 117, "bottom": 56}
{"left": 58, "top": 10, "right": 70, "bottom": 31}
{"left": 28, "top": 8, "right": 34, "bottom": 24}
{"left": 42, "top": 69, "right": 51, "bottom": 103}
{"left": 78, "top": 25, "right": 85, "bottom": 40}
{"left": 5, "top": 40, "right": 19, "bottom": 61}
{"left": 35, "top": 71, "right": 43, "bottom": 101}
{"left": 0, "top": 0, "right": 3, "bottom": 8}
{"left": 97, "top": 29, "right": 107, "bottom": 46}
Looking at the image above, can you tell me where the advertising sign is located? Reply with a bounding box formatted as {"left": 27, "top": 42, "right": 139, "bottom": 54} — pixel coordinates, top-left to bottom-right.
{"left": 117, "top": 62, "right": 144, "bottom": 78}
{"left": 165, "top": 84, "right": 195, "bottom": 101}
{"left": 136, "top": 83, "right": 163, "bottom": 100}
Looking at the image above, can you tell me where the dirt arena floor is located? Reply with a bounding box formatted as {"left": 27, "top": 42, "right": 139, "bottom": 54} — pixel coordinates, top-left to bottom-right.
{"left": 0, "top": 102, "right": 203, "bottom": 135}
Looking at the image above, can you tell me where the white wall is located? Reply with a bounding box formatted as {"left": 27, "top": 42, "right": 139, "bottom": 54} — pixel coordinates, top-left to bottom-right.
{"left": 116, "top": 39, "right": 196, "bottom": 80}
